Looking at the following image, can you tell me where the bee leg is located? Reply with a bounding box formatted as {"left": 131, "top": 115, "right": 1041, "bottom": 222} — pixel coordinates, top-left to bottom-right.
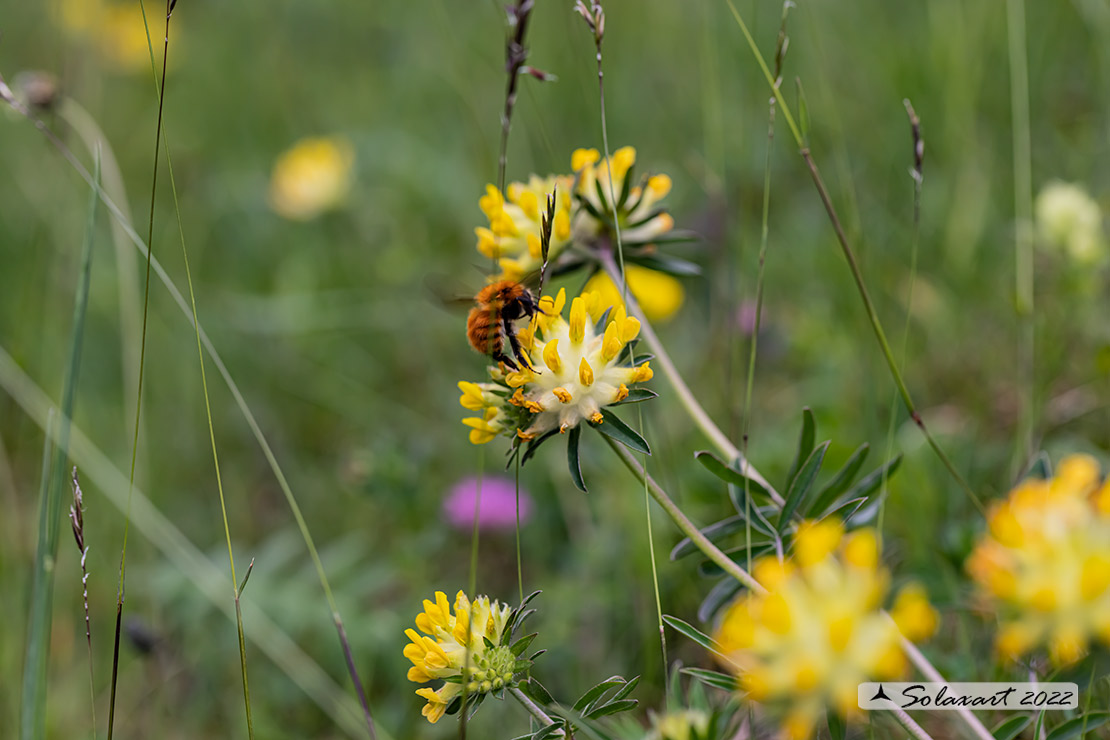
{"left": 503, "top": 316, "right": 536, "bottom": 372}
{"left": 492, "top": 349, "right": 520, "bottom": 372}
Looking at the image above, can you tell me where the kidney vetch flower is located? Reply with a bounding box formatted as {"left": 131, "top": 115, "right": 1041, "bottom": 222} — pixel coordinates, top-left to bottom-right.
{"left": 458, "top": 287, "right": 653, "bottom": 445}
{"left": 476, "top": 175, "right": 574, "bottom": 282}
{"left": 966, "top": 453, "right": 1110, "bottom": 665}
{"left": 404, "top": 590, "right": 517, "bottom": 723}
{"left": 713, "top": 519, "right": 937, "bottom": 739}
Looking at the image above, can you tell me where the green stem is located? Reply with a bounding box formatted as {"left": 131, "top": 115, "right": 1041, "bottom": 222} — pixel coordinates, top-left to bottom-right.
{"left": 609, "top": 433, "right": 995, "bottom": 740}
{"left": 723, "top": 0, "right": 983, "bottom": 512}
{"left": 604, "top": 437, "right": 765, "bottom": 594}
{"left": 1006, "top": 0, "right": 1035, "bottom": 471}
{"left": 508, "top": 687, "right": 565, "bottom": 736}
{"left": 596, "top": 252, "right": 782, "bottom": 505}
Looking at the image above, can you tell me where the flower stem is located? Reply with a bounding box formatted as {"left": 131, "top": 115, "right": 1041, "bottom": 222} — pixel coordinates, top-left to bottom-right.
{"left": 609, "top": 433, "right": 995, "bottom": 740}
{"left": 508, "top": 687, "right": 565, "bottom": 736}
{"left": 596, "top": 251, "right": 782, "bottom": 506}
{"left": 604, "top": 436, "right": 766, "bottom": 594}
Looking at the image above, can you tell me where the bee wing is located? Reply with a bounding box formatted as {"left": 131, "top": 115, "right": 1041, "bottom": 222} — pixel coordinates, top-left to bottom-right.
{"left": 424, "top": 273, "right": 476, "bottom": 312}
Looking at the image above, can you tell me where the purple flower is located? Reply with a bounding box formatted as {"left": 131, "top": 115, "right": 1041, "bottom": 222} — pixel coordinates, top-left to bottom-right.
{"left": 443, "top": 476, "right": 532, "bottom": 531}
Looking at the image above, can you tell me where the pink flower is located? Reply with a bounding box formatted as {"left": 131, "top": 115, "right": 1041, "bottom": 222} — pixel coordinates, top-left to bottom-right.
{"left": 443, "top": 476, "right": 532, "bottom": 531}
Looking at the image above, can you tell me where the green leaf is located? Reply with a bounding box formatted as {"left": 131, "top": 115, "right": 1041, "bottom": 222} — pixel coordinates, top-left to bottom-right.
{"left": 809, "top": 443, "right": 870, "bottom": 516}
{"left": 992, "top": 715, "right": 1031, "bottom": 740}
{"left": 1045, "top": 712, "right": 1110, "bottom": 740}
{"left": 785, "top": 407, "right": 816, "bottom": 488}
{"left": 698, "top": 576, "right": 742, "bottom": 622}
{"left": 671, "top": 515, "right": 757, "bottom": 561}
{"left": 522, "top": 429, "right": 559, "bottom": 466}
{"left": 680, "top": 667, "right": 738, "bottom": 692}
{"left": 826, "top": 712, "right": 847, "bottom": 740}
{"left": 524, "top": 677, "right": 555, "bottom": 706}
{"left": 779, "top": 440, "right": 830, "bottom": 532}
{"left": 610, "top": 675, "right": 639, "bottom": 702}
{"left": 663, "top": 615, "right": 716, "bottom": 652}
{"left": 532, "top": 722, "right": 567, "bottom": 740}
{"left": 591, "top": 409, "right": 650, "bottom": 455}
{"left": 627, "top": 252, "right": 702, "bottom": 276}
{"left": 585, "top": 699, "right": 637, "bottom": 719}
{"left": 617, "top": 166, "right": 635, "bottom": 210}
{"left": 695, "top": 451, "right": 775, "bottom": 503}
{"left": 1024, "top": 451, "right": 1052, "bottom": 481}
{"left": 503, "top": 589, "right": 542, "bottom": 640}
{"left": 510, "top": 633, "right": 537, "bottom": 657}
{"left": 573, "top": 677, "right": 627, "bottom": 713}
{"left": 567, "top": 425, "right": 587, "bottom": 492}
{"left": 727, "top": 485, "right": 778, "bottom": 537}
{"left": 611, "top": 388, "right": 658, "bottom": 406}
{"left": 819, "top": 454, "right": 902, "bottom": 518}
{"left": 796, "top": 76, "right": 810, "bottom": 144}
{"left": 697, "top": 543, "right": 775, "bottom": 577}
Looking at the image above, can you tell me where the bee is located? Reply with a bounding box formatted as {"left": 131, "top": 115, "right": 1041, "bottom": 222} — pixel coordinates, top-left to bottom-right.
{"left": 467, "top": 280, "right": 539, "bottom": 371}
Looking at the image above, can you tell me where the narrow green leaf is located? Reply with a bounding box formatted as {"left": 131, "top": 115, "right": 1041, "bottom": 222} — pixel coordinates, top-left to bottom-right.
{"left": 727, "top": 485, "right": 778, "bottom": 537}
{"left": 820, "top": 454, "right": 902, "bottom": 518}
{"left": 796, "top": 76, "right": 810, "bottom": 143}
{"left": 532, "top": 723, "right": 566, "bottom": 740}
{"left": 567, "top": 425, "right": 587, "bottom": 492}
{"left": 585, "top": 699, "right": 637, "bottom": 719}
{"left": 1045, "top": 712, "right": 1110, "bottom": 740}
{"left": 671, "top": 515, "right": 750, "bottom": 561}
{"left": 1024, "top": 451, "right": 1052, "bottom": 481}
{"left": 627, "top": 253, "right": 702, "bottom": 276}
{"left": 521, "top": 429, "right": 559, "bottom": 466}
{"left": 779, "top": 440, "right": 830, "bottom": 532}
{"left": 573, "top": 678, "right": 626, "bottom": 713}
{"left": 22, "top": 154, "right": 98, "bottom": 740}
{"left": 992, "top": 715, "right": 1031, "bottom": 740}
{"left": 592, "top": 409, "right": 650, "bottom": 455}
{"left": 680, "top": 667, "right": 738, "bottom": 692}
{"left": 611, "top": 388, "right": 658, "bottom": 406}
{"left": 695, "top": 450, "right": 774, "bottom": 503}
{"left": 510, "top": 633, "right": 537, "bottom": 657}
{"left": 662, "top": 615, "right": 715, "bottom": 652}
{"left": 697, "top": 576, "right": 742, "bottom": 622}
{"left": 524, "top": 677, "right": 555, "bottom": 707}
{"left": 697, "top": 543, "right": 775, "bottom": 577}
{"left": 610, "top": 675, "right": 639, "bottom": 702}
{"left": 809, "top": 443, "right": 869, "bottom": 516}
{"left": 785, "top": 407, "right": 816, "bottom": 488}
{"left": 827, "top": 712, "right": 847, "bottom": 740}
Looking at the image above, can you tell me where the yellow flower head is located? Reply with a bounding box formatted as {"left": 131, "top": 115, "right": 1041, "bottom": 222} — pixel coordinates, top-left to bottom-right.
{"left": 646, "top": 709, "right": 711, "bottom": 740}
{"left": 269, "top": 136, "right": 354, "bottom": 221}
{"left": 714, "top": 523, "right": 934, "bottom": 739}
{"left": 476, "top": 175, "right": 574, "bottom": 282}
{"left": 1035, "top": 181, "right": 1106, "bottom": 264}
{"left": 967, "top": 454, "right": 1110, "bottom": 665}
{"left": 582, "top": 264, "right": 685, "bottom": 323}
{"left": 404, "top": 590, "right": 515, "bottom": 724}
{"left": 56, "top": 0, "right": 162, "bottom": 71}
{"left": 572, "top": 146, "right": 675, "bottom": 246}
{"left": 458, "top": 287, "right": 653, "bottom": 444}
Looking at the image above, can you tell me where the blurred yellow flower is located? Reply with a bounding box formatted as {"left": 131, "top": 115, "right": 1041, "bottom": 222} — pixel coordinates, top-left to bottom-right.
{"left": 57, "top": 0, "right": 160, "bottom": 71}
{"left": 475, "top": 175, "right": 574, "bottom": 282}
{"left": 403, "top": 590, "right": 515, "bottom": 724}
{"left": 583, "top": 264, "right": 685, "bottom": 323}
{"left": 572, "top": 146, "right": 675, "bottom": 246}
{"left": 967, "top": 454, "right": 1110, "bottom": 665}
{"left": 269, "top": 136, "right": 354, "bottom": 221}
{"left": 714, "top": 521, "right": 936, "bottom": 739}
{"left": 1035, "top": 181, "right": 1105, "bottom": 264}
{"left": 647, "top": 709, "right": 710, "bottom": 740}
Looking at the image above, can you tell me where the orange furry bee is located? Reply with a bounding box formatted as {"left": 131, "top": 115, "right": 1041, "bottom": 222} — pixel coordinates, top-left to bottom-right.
{"left": 467, "top": 280, "right": 539, "bottom": 371}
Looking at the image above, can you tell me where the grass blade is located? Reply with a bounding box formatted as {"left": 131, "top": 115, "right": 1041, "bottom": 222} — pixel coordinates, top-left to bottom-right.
{"left": 20, "top": 151, "right": 97, "bottom": 740}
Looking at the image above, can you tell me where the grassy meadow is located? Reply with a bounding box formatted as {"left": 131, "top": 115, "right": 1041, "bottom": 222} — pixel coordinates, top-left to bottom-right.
{"left": 1, "top": 0, "right": 1109, "bottom": 738}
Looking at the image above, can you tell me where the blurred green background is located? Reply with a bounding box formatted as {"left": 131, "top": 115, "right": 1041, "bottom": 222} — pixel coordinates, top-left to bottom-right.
{"left": 2, "top": 0, "right": 1109, "bottom": 737}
